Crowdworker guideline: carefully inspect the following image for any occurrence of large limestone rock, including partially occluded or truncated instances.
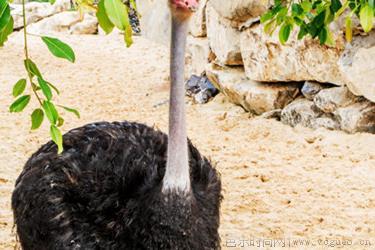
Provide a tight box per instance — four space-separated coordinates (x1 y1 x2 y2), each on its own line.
206 3 243 65
186 36 214 76
70 15 98 35
209 0 271 22
190 0 208 37
240 23 375 103
28 12 98 35
240 24 346 84
11 0 70 29
338 31 375 103
206 63 300 114
137 0 208 44
138 0 171 45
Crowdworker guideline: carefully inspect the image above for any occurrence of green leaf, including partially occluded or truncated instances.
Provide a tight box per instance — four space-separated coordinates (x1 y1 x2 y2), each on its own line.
41 36 76 63
97 0 114 34
301 1 312 12
335 0 349 20
49 0 56 4
318 26 328 45
9 95 30 113
12 78 27 97
124 24 133 47
50 125 63 154
43 100 59 124
330 0 342 13
292 4 304 16
31 108 44 130
264 19 277 35
45 81 60 95
276 7 288 25
360 4 374 32
346 16 353 42
298 26 308 40
279 23 292 45
0 4 10 31
0 15 13 46
57 116 64 127
260 11 275 23
324 8 334 24
313 10 326 28
58 105 80 118
24 59 42 78
0 0 8 17
37 77 53 100
104 0 130 30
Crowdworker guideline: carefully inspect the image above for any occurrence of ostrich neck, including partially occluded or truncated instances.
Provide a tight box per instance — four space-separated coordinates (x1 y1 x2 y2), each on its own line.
162 15 190 194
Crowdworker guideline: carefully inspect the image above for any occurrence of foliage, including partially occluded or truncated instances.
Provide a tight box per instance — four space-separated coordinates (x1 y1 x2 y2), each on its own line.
0 0 135 153
261 0 375 45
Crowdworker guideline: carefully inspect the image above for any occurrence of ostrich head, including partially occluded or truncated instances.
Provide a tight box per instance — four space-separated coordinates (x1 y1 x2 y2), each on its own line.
169 0 199 20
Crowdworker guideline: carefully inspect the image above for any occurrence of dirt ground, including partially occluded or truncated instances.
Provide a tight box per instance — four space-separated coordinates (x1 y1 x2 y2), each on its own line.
0 32 374 249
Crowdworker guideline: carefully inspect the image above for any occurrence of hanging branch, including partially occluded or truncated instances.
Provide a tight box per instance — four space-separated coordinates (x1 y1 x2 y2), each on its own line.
261 0 374 45
0 0 136 153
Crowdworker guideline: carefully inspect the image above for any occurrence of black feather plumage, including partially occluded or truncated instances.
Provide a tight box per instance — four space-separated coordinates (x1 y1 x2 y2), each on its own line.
12 121 222 250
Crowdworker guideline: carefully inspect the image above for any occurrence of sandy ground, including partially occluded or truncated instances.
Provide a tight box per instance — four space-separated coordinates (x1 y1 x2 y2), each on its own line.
0 31 374 250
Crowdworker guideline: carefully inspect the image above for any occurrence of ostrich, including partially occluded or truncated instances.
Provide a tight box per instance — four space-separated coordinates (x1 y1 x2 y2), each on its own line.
12 0 222 249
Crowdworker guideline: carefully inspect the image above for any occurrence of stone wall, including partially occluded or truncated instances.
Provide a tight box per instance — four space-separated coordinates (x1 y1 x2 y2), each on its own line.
140 0 375 133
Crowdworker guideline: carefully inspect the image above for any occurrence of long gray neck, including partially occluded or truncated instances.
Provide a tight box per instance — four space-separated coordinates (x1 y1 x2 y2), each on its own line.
162 15 191 194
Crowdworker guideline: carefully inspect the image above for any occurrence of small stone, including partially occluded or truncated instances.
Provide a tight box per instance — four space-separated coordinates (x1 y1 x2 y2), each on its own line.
304 135 318 144
281 99 322 128
312 116 340 130
301 81 329 100
314 86 361 113
185 75 219 104
261 109 282 120
185 75 202 96
334 101 375 133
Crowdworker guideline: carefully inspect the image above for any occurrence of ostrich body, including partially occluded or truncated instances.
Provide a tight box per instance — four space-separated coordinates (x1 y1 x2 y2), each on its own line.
12 1 222 249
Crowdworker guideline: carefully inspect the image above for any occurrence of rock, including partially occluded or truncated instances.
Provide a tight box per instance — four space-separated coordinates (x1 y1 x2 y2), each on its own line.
28 12 98 35
206 63 300 114
11 0 70 29
186 36 213 76
281 99 323 128
312 117 340 130
314 86 361 114
206 3 243 66
209 0 271 22
301 81 329 101
282 87 373 133
70 15 98 35
338 31 375 103
334 101 375 133
240 24 346 84
190 0 208 37
185 75 219 104
138 0 171 45
261 109 282 120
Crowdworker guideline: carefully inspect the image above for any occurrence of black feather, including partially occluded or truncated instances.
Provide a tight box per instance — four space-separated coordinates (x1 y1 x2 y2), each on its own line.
12 121 222 250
